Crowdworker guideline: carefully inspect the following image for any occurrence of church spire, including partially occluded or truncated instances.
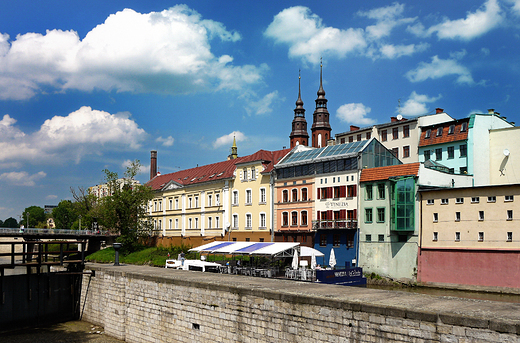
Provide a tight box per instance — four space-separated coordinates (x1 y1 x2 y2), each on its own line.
290 70 309 148
311 58 332 148
229 135 238 160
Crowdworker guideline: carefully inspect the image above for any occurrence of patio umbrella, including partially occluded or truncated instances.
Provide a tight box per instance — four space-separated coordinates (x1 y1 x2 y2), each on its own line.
329 248 336 269
291 249 299 270
311 251 317 270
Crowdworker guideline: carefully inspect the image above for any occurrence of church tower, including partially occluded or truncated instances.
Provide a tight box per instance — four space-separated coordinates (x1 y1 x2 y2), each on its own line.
289 72 309 148
311 60 332 148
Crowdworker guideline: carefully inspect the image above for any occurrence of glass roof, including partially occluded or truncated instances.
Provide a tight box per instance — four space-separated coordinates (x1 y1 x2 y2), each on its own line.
279 140 368 166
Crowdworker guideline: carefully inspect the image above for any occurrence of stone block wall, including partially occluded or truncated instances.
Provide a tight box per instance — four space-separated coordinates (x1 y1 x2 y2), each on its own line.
80 264 520 343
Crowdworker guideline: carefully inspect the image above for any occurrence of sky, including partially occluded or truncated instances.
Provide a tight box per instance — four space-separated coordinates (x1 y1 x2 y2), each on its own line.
0 0 520 221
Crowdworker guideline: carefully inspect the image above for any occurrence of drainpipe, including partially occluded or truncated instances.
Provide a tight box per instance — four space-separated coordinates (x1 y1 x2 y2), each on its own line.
270 171 275 242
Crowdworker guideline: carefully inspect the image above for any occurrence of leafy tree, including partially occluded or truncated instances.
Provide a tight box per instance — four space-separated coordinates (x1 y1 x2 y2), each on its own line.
21 206 46 228
2 217 18 228
97 160 153 252
70 186 97 230
52 200 78 230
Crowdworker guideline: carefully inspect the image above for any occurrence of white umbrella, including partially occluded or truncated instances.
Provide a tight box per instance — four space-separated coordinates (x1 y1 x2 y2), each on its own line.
329 248 336 269
291 249 299 270
311 251 317 270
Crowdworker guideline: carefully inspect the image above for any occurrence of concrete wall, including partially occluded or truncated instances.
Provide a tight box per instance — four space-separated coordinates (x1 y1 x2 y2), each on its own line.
81 264 520 343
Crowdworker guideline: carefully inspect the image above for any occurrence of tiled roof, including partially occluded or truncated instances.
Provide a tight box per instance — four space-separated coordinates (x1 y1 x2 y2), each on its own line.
360 163 420 182
146 148 290 191
419 118 469 147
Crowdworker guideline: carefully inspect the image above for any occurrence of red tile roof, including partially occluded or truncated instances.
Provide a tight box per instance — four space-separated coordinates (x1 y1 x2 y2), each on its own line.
360 163 420 182
146 148 291 191
419 119 469 147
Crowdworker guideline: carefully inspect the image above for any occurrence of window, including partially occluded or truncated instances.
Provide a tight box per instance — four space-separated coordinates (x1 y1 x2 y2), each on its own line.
357 134 362 142
478 232 484 242
216 194 220 206
365 185 373 200
195 218 198 229
392 127 399 140
188 197 192 208
169 198 173 210
488 196 496 203
301 211 308 226
320 234 327 246
292 189 298 202
433 213 438 222
169 219 172 229
425 129 431 139
455 212 460 222
505 195 514 202
291 211 298 226
392 148 399 159
424 150 431 161
158 219 162 230
333 186 340 198
471 197 479 203
246 189 252 205
175 198 179 209
427 199 434 205
435 148 442 161
433 232 438 241
251 167 256 180
333 234 340 247
259 213 266 228
403 146 410 158
195 196 199 208
436 127 443 136
233 191 239 205
365 208 373 223
507 232 513 242
215 216 220 229
507 210 513 221
365 234 372 242
188 218 192 229
282 212 288 226
159 201 162 211
208 217 212 229
455 232 460 242
366 132 371 139
456 198 463 204
301 188 308 201
449 168 454 174
208 194 212 207
448 124 455 134
381 130 387 141
347 185 357 197
175 218 179 229
242 168 247 181
461 122 467 132
377 208 385 223
260 188 266 203
282 190 289 202
460 144 467 157
377 184 385 199
479 211 485 221
460 167 467 174
441 198 448 205
246 214 252 229
378 234 384 242
349 136 353 143
403 125 410 138
233 214 239 229
447 146 454 159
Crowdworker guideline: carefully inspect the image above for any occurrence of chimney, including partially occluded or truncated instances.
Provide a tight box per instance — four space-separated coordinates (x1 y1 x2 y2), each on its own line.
391 117 398 122
488 109 495 115
150 150 157 180
350 125 360 131
436 108 444 114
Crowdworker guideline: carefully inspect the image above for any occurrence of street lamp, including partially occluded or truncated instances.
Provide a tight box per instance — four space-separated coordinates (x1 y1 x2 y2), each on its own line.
79 215 82 231
26 212 30 228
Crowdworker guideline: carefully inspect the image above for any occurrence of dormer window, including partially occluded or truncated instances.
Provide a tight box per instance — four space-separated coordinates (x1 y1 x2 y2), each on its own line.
436 127 443 136
448 125 455 134
425 129 431 139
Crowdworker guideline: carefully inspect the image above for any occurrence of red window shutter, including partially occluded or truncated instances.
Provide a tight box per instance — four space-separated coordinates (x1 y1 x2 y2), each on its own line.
353 209 357 219
317 211 321 220
327 187 333 199
340 185 346 197
317 188 321 199
327 210 333 219
353 185 357 197
340 209 346 219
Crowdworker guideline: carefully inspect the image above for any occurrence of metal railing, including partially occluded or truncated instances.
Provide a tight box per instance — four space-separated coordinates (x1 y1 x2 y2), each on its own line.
0 228 112 236
312 219 358 230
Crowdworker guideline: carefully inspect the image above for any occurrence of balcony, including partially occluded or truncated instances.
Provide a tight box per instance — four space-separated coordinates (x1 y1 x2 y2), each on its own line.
312 219 358 230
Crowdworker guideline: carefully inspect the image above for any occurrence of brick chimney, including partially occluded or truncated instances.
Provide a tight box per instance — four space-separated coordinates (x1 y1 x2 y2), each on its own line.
350 125 360 131
391 117 398 122
488 109 495 115
436 108 444 114
150 150 157 180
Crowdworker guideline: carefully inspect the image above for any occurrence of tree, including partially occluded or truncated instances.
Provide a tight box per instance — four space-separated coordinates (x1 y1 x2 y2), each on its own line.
21 206 46 228
52 200 78 230
97 160 153 252
2 217 18 228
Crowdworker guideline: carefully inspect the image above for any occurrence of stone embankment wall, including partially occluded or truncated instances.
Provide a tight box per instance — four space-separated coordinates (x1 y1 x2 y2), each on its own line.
80 264 520 343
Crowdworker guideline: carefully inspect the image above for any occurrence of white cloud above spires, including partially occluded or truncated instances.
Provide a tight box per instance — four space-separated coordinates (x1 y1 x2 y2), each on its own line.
0 5 265 100
336 103 376 125
407 0 503 40
213 131 246 149
405 52 479 85
0 106 147 165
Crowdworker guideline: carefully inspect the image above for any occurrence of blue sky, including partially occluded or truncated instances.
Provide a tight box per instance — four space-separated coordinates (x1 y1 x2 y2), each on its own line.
0 0 519 221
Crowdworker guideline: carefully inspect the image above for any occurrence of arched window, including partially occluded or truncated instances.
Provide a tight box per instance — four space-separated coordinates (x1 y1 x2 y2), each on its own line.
291 211 298 226
301 211 308 226
282 212 289 226
283 190 289 202
292 189 298 202
301 188 308 201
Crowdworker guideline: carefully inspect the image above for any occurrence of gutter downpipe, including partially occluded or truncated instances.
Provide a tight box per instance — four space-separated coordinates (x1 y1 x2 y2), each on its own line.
270 171 275 242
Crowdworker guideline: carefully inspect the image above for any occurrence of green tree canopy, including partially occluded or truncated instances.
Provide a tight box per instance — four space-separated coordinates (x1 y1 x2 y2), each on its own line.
52 200 78 230
21 206 46 228
2 217 18 228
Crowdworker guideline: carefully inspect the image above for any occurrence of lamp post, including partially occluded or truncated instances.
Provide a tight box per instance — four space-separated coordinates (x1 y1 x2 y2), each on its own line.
113 243 122 266
26 212 30 228
79 215 82 231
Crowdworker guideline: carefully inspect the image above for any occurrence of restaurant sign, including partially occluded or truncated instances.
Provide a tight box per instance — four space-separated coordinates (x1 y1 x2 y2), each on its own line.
316 267 366 287
324 201 348 209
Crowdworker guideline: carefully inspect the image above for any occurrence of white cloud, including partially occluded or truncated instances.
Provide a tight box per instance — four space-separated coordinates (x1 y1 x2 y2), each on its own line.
510 0 520 15
409 0 503 40
46 194 58 200
0 106 147 164
380 43 429 59
336 103 376 125
399 91 442 116
122 160 148 175
358 3 416 40
264 6 366 65
156 136 174 147
213 131 246 149
244 91 281 116
0 5 265 100
405 54 476 85
0 171 46 186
